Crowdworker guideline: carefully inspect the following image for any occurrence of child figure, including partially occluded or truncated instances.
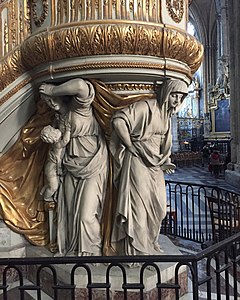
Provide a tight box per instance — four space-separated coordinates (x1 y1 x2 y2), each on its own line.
40 124 71 201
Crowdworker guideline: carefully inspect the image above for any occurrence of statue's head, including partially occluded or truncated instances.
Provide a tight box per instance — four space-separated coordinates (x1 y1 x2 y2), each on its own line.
159 79 188 114
41 94 65 112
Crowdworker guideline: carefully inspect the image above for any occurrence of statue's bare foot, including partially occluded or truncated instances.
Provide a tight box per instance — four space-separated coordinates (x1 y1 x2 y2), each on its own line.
79 251 92 256
154 243 164 254
127 262 141 268
146 264 157 271
78 252 100 266
54 252 65 257
66 252 75 257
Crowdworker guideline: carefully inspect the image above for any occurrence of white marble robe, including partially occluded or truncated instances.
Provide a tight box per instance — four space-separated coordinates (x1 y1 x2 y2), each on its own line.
110 99 172 255
57 82 108 256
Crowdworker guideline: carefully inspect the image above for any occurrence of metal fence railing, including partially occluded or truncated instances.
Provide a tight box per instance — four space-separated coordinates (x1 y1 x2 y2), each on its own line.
0 181 239 300
162 180 240 245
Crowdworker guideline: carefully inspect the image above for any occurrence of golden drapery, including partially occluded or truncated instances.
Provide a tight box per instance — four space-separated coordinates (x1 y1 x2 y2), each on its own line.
0 80 155 251
0 100 54 246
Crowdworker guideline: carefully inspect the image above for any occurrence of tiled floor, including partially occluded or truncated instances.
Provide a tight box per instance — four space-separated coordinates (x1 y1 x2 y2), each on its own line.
165 164 240 193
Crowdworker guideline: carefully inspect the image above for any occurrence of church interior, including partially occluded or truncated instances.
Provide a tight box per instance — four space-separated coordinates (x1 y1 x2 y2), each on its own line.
0 0 239 299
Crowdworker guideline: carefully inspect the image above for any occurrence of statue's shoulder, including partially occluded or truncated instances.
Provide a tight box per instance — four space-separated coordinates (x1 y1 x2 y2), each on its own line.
130 99 152 110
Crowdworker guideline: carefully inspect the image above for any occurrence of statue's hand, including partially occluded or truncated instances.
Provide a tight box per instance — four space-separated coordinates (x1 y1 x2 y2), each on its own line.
39 83 55 96
164 168 175 175
161 163 176 174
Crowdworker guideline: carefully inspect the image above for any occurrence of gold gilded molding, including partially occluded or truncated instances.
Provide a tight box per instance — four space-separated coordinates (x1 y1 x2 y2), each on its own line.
0 79 30 106
106 83 155 92
20 23 202 71
166 0 184 23
21 31 51 67
0 48 24 91
0 22 203 97
163 27 204 74
52 61 166 72
32 0 49 27
19 24 164 67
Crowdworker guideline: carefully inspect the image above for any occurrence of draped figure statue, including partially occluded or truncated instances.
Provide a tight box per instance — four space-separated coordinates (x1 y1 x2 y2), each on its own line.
110 79 188 256
0 78 188 257
39 79 109 256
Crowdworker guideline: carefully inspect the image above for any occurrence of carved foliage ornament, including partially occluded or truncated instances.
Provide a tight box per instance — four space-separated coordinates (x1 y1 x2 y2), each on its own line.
20 24 202 72
31 0 49 27
0 24 203 94
166 0 184 23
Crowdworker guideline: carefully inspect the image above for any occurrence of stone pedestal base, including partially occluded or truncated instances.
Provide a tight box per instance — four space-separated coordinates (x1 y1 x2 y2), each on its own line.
0 220 26 258
26 235 188 299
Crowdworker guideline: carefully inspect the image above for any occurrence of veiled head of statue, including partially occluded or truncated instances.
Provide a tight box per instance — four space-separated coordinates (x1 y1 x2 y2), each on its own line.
159 79 188 114
41 94 69 112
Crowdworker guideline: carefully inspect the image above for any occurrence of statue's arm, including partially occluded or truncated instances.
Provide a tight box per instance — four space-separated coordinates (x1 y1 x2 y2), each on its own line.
55 130 71 149
160 123 176 173
39 78 89 99
112 118 138 156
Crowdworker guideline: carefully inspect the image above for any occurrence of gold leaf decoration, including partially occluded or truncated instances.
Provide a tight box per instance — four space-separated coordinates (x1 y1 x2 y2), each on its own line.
163 27 204 74
149 28 163 56
106 25 122 54
8 49 23 78
136 26 151 54
122 25 136 53
1 23 203 96
92 25 106 54
166 0 184 23
31 0 49 27
21 32 50 69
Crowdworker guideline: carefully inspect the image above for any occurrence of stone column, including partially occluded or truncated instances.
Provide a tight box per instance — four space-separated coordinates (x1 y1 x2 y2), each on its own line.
225 0 240 188
219 0 229 58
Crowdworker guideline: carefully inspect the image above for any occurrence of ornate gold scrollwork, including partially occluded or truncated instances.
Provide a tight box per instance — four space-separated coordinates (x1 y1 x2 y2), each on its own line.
0 48 23 92
31 0 49 27
0 22 203 98
163 27 203 74
166 0 184 23
107 83 155 92
20 23 202 71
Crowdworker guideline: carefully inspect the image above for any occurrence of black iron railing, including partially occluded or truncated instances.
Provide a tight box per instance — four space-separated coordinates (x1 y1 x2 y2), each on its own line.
0 181 239 300
162 180 240 244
